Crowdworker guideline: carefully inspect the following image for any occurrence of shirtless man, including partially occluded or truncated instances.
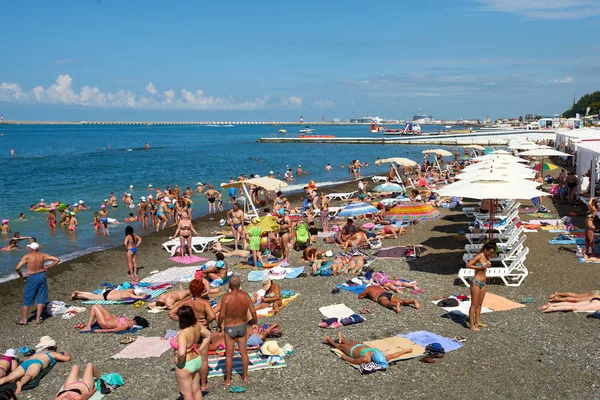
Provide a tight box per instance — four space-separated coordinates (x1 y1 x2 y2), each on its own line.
227 203 246 251
217 276 257 386
70 288 148 302
147 287 191 310
358 285 420 314
109 192 118 208
15 243 60 325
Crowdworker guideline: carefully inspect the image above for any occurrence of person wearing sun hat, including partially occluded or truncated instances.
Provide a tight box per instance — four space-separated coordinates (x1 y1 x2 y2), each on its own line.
78 200 88 211
0 349 18 378
15 242 60 325
195 182 205 194
67 212 78 233
0 219 10 234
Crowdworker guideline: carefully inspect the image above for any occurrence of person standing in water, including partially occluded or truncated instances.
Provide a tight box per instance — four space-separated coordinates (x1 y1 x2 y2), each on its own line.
99 205 110 236
10 149 14 159
466 243 495 331
124 226 142 280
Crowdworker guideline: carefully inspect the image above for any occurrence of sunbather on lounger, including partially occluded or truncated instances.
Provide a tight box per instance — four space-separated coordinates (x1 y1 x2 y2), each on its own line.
547 290 600 303
370 271 424 294
54 362 101 400
0 338 71 394
358 286 420 314
77 305 135 333
70 288 147 301
323 332 412 369
539 298 600 313
209 323 280 352
147 286 191 310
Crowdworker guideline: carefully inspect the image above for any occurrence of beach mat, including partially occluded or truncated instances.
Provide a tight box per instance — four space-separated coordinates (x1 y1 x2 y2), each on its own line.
528 219 561 225
548 238 584 245
141 266 199 284
397 331 463 353
319 303 356 319
433 298 493 316
82 289 166 305
337 283 367 295
111 336 171 359
526 213 556 218
518 207 538 214
579 257 600 263
207 352 286 378
375 246 424 259
256 294 299 318
80 323 144 335
331 336 425 368
169 255 209 264
482 293 526 312
247 267 305 282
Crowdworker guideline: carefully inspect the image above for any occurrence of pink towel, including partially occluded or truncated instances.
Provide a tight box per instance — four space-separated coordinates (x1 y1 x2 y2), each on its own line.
170 256 209 264
111 337 172 359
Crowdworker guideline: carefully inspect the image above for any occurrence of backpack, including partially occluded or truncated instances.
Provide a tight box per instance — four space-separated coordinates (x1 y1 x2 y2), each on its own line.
296 223 310 244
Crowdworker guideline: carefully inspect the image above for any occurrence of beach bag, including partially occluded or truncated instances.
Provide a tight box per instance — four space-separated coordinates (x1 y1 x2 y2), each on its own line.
360 362 385 374
295 223 310 244
437 298 459 307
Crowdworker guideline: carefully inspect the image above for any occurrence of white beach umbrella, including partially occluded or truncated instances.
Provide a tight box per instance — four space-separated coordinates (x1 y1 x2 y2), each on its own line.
472 154 528 163
375 157 417 167
454 169 536 182
517 149 572 157
437 178 548 200
462 160 532 172
463 145 486 150
422 149 452 157
489 149 511 154
509 143 551 150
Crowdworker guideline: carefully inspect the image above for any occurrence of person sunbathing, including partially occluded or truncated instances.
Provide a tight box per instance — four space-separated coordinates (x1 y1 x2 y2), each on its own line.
341 231 369 250
70 287 147 301
254 279 283 314
209 323 280 352
147 286 191 310
301 247 327 262
54 362 101 399
0 349 18 379
370 271 424 294
211 242 250 258
168 279 216 325
323 332 412 369
77 305 135 333
200 253 228 286
547 290 600 303
358 285 420 314
539 298 600 313
331 254 366 275
376 225 405 239
0 337 71 394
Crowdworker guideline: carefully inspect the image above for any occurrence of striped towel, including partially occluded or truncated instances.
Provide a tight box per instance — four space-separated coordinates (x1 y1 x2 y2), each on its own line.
257 294 299 318
207 352 286 378
82 289 166 305
141 266 199 284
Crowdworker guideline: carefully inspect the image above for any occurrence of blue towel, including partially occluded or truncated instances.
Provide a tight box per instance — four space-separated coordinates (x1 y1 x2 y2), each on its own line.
284 267 304 279
79 323 144 335
548 238 584 245
397 331 463 353
248 267 304 281
336 283 367 295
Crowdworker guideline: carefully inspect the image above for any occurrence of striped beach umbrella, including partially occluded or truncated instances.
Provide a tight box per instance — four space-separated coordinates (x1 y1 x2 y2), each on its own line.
338 202 379 217
386 203 442 222
534 162 559 172
373 182 404 193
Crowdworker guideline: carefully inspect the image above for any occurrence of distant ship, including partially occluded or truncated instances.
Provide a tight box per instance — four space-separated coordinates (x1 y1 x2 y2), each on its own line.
412 112 433 123
299 125 315 134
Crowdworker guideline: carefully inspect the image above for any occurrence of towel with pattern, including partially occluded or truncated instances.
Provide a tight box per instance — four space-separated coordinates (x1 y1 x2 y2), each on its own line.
82 289 166 305
207 352 286 378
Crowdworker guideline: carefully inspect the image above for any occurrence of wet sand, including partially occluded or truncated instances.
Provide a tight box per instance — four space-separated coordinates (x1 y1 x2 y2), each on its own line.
1 179 598 399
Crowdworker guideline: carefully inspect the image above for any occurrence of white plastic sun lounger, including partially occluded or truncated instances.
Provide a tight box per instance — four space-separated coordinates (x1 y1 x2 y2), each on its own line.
472 202 521 222
465 224 523 245
463 235 526 263
372 176 388 183
459 247 529 287
463 199 517 218
464 228 523 255
326 191 357 201
162 235 223 253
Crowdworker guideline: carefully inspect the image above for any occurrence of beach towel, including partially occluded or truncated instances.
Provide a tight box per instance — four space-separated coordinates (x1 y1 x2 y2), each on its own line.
373 221 409 230
111 336 171 359
526 212 556 218
528 219 561 226
141 266 199 284
331 336 425 368
375 246 425 259
169 255 209 264
319 303 356 319
482 292 526 312
548 238 585 245
207 352 286 378
337 283 368 295
81 289 166 305
432 298 493 316
247 267 305 282
80 323 144 335
397 331 463 353
256 294 299 318
518 207 538 214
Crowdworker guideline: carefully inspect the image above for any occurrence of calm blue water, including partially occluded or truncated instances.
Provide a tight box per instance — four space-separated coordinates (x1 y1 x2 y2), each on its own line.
0 123 469 281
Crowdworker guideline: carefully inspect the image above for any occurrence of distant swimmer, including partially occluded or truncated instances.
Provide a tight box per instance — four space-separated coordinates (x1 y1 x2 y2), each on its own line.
145 143 149 150
325 164 333 171
10 149 14 158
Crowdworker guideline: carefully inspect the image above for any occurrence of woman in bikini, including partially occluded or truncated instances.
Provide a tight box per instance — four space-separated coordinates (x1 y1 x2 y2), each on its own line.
138 198 149 230
585 198 598 258
147 286 191 310
92 211 101 233
0 350 18 379
46 209 56 230
54 363 101 400
323 332 412 369
67 213 78 234
0 342 71 394
124 225 142 279
204 185 217 214
172 306 211 398
276 213 292 262
174 197 188 225
565 171 579 205
171 213 199 258
77 304 135 333
156 197 168 231
466 242 495 331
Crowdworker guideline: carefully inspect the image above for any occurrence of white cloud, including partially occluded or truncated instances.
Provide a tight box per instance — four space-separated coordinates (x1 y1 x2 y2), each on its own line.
474 0 600 19
281 95 303 107
551 76 576 84
0 74 273 111
145 82 157 95
312 99 336 108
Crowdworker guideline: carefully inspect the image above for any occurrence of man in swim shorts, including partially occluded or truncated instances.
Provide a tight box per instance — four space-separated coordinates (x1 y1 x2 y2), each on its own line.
358 285 420 314
217 276 257 386
227 203 246 251
15 243 60 325
70 288 148 302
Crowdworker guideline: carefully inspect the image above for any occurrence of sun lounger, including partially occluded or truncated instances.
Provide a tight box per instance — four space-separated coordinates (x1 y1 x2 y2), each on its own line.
472 202 521 222
463 235 526 262
162 235 223 253
459 247 529 287
326 191 357 201
464 227 523 255
463 199 516 217
466 220 521 244
372 176 388 183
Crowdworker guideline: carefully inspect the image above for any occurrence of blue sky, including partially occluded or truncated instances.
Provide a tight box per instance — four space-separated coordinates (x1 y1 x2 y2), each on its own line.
0 0 598 121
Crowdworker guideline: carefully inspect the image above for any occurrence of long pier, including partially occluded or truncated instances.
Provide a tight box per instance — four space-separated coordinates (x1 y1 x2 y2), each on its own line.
0 120 376 126
257 129 555 146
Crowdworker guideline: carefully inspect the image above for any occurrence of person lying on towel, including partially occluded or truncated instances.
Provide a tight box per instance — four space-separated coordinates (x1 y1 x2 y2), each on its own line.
147 286 191 310
331 254 367 275
358 286 421 314
253 279 283 315
539 297 600 313
209 323 280 352
547 290 600 303
70 287 148 302
323 332 412 369
369 271 424 294
77 305 137 333
200 252 228 286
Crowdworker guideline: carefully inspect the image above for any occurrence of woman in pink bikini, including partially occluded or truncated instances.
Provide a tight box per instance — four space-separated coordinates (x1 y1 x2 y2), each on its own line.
54 362 101 399
77 305 135 333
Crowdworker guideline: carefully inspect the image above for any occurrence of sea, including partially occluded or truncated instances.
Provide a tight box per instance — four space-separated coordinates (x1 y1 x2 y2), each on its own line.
0 123 475 282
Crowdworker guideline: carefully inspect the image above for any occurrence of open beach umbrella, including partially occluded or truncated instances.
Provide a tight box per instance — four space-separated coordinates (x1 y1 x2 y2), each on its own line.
509 142 551 151
375 157 417 167
463 144 485 157
222 177 287 219
373 182 404 193
534 162 559 172
472 154 527 163
462 162 533 175
422 149 452 172
454 168 536 182
386 202 442 256
338 202 379 217
437 178 548 200
518 148 572 175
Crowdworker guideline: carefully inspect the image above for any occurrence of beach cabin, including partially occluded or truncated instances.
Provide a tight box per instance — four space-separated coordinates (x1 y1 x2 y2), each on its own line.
566 118 583 130
538 118 557 130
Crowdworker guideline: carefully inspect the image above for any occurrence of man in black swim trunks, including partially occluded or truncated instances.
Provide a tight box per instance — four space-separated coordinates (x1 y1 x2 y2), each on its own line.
358 285 420 314
70 288 147 301
217 276 257 386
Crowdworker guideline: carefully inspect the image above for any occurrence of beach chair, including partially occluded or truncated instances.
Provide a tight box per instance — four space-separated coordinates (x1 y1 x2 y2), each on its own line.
162 235 223 253
469 209 519 235
459 247 529 287
465 223 522 245
463 199 517 217
372 176 388 183
326 191 357 201
472 202 520 222
463 235 526 262
464 228 523 255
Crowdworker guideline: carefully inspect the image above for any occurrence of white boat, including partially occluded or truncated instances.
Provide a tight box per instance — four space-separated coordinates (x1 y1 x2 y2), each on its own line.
445 125 452 129
299 126 315 134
